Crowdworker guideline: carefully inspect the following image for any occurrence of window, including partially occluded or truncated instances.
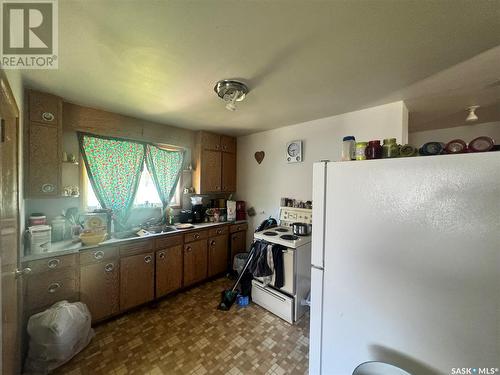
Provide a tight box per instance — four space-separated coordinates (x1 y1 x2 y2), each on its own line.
85 165 181 210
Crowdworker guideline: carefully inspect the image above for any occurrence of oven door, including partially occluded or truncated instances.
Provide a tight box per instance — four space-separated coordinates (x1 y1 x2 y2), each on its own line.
255 248 295 296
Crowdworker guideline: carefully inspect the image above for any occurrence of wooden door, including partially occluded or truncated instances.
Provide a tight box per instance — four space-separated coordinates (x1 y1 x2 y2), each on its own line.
28 122 60 196
201 150 221 192
222 152 236 192
156 246 183 298
0 71 21 375
183 240 207 287
208 235 229 277
120 252 155 311
220 135 236 153
200 131 221 151
230 231 247 265
80 260 120 322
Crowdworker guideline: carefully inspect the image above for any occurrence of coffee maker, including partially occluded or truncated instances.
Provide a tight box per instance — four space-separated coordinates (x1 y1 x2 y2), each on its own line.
191 196 205 223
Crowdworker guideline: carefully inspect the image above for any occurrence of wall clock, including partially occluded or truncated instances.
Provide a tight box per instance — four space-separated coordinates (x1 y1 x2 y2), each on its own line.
286 140 303 163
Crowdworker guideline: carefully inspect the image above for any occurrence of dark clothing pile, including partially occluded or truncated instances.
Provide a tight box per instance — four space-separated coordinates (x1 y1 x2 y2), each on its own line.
248 240 285 288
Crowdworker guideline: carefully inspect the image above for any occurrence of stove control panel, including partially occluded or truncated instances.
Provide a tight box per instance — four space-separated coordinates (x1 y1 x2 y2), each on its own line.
279 207 312 226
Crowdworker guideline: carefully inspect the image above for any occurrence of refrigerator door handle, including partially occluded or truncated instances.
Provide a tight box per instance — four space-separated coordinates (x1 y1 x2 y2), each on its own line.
311 265 324 271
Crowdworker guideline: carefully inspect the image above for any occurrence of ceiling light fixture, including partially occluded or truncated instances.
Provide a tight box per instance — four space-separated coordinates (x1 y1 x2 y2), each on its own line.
214 80 249 111
466 105 479 122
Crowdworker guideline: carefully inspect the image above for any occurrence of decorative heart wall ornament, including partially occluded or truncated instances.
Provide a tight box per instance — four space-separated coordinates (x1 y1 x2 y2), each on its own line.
254 151 265 164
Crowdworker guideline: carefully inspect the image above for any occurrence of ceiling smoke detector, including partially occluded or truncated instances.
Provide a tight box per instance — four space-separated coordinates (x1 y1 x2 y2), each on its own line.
466 105 479 122
214 80 249 111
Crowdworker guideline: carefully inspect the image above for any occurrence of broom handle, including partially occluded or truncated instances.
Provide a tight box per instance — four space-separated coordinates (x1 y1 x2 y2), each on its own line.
230 245 256 293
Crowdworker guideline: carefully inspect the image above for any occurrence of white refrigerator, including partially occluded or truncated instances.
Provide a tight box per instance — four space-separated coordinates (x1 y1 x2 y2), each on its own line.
309 153 500 375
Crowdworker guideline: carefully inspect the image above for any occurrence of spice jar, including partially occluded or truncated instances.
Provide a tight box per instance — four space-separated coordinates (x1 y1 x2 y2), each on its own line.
355 142 368 160
365 140 382 159
341 136 356 161
382 138 399 158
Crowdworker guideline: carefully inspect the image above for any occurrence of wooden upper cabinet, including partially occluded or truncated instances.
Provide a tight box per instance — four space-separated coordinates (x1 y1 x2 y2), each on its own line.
194 131 237 194
183 240 207 287
28 122 61 197
26 90 62 197
201 132 221 151
222 152 236 192
221 136 236 154
29 90 60 124
120 252 155 311
200 150 222 192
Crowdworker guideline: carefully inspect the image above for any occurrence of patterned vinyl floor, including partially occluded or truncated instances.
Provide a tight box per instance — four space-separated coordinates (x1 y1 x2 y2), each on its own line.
53 278 310 375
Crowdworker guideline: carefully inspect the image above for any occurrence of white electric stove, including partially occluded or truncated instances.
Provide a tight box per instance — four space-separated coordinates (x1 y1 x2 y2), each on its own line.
252 207 312 324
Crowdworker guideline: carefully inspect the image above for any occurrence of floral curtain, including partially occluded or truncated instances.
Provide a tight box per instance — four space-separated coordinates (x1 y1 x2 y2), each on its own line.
145 144 185 208
78 133 146 223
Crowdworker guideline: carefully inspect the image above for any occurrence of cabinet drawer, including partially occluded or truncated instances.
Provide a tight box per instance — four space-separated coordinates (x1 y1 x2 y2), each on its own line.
184 230 208 243
119 239 153 257
230 223 248 233
29 90 60 125
155 234 183 249
80 246 118 265
25 268 78 311
24 253 78 274
208 225 228 237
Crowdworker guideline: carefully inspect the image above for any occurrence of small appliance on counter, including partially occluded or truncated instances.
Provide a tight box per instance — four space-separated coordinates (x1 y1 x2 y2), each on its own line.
191 196 205 223
179 210 193 223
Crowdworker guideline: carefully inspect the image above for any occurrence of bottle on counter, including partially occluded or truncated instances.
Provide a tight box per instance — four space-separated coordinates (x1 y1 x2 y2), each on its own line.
365 140 383 159
342 136 356 161
382 138 400 158
355 142 368 160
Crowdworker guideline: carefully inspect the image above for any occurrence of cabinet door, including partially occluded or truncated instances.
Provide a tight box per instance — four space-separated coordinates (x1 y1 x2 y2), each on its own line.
201 150 221 192
28 122 61 196
201 131 221 151
120 252 155 311
230 231 247 265
156 246 183 298
80 260 119 322
183 240 207 287
29 90 60 124
208 235 229 277
222 152 236 192
220 136 236 154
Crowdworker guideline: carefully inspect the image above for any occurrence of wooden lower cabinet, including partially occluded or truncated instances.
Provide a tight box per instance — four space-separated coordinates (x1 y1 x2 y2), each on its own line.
80 260 119 322
230 230 247 267
120 252 155 311
155 246 183 298
208 235 228 277
183 240 208 287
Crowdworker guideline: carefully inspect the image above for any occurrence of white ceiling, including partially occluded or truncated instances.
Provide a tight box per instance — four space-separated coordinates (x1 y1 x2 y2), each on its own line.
19 0 500 136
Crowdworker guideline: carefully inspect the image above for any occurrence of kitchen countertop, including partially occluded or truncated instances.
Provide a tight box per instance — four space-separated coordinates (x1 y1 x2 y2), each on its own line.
22 220 248 262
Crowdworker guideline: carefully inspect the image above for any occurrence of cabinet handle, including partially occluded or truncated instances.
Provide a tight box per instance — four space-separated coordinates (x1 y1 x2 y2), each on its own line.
210 240 216 246
237 226 241 231
185 246 192 253
15 267 32 278
48 282 60 293
159 252 165 259
47 259 60 269
104 263 114 272
215 144 220 150
217 229 222 235
194 233 200 239
41 183 55 193
144 255 152 263
94 250 104 260
42 112 55 122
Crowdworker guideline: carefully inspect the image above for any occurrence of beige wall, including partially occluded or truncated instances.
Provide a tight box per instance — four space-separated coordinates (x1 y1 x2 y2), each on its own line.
236 101 408 243
409 121 500 147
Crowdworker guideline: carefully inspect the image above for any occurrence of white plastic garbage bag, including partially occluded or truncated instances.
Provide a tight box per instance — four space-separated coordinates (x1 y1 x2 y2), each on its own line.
24 300 95 374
